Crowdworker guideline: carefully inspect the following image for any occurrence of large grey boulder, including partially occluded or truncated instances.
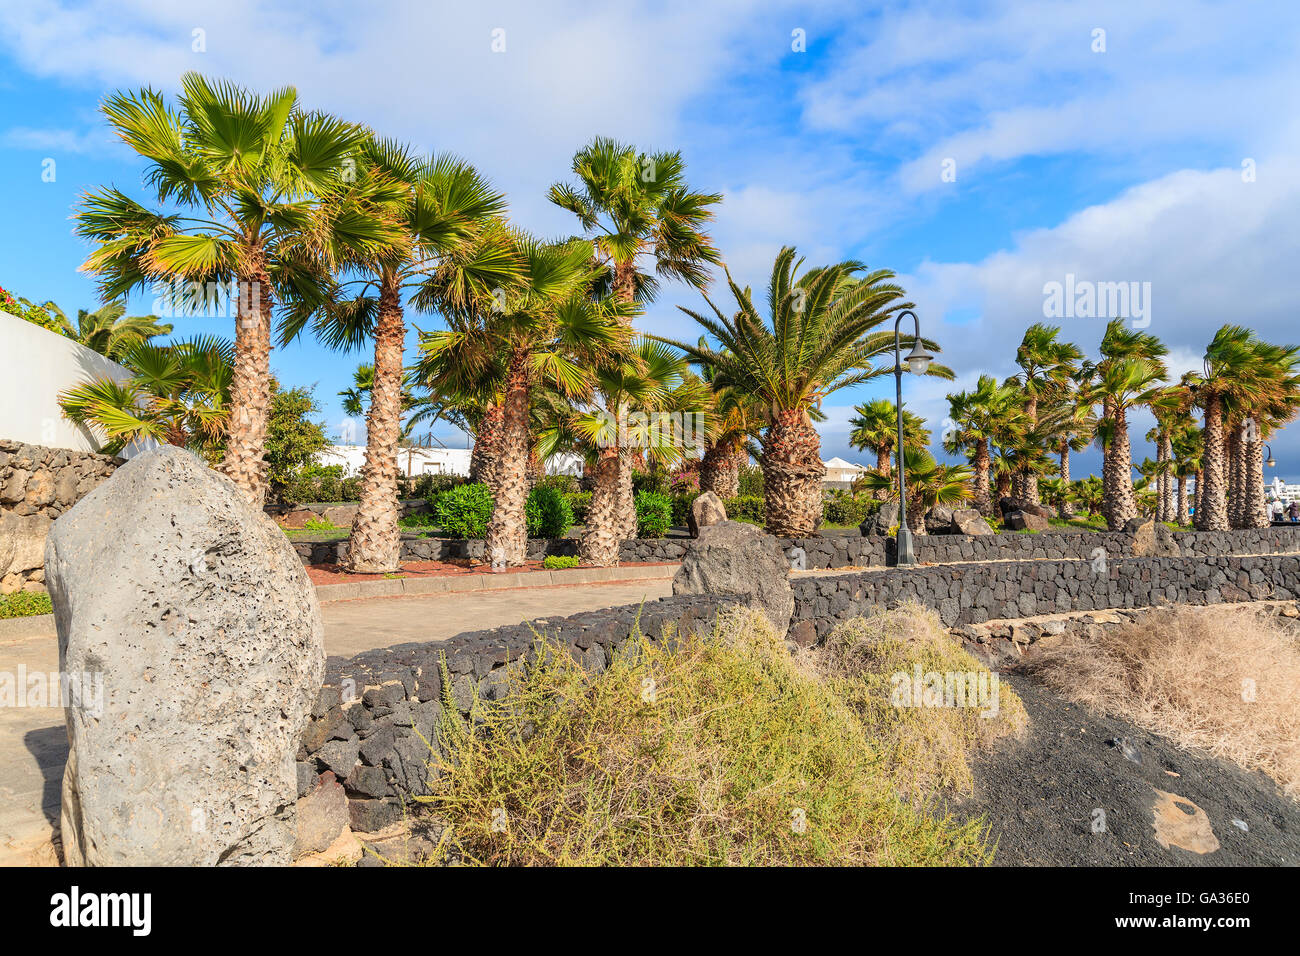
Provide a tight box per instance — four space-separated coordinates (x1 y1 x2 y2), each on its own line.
924 505 954 534
950 508 993 536
1128 517 1181 557
46 446 325 866
1004 509 1050 532
998 496 1053 520
687 491 728 538
672 520 795 634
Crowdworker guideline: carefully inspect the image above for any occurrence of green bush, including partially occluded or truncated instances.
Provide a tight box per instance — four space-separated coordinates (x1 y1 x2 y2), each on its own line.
404 473 466 500
635 490 673 538
302 516 337 532
398 510 439 529
823 493 878 527
435 482 495 538
722 495 765 524
737 464 764 498
672 490 701 525
535 474 579 495
0 591 53 619
566 491 592 524
542 555 580 570
526 485 575 539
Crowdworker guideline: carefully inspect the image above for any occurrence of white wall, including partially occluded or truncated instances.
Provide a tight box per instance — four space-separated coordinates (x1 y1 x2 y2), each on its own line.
0 313 138 454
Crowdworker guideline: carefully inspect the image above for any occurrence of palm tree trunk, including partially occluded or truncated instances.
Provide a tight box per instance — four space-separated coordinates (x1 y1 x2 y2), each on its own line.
1024 396 1040 504
1102 404 1137 531
761 409 825 536
701 441 740 499
580 448 622 567
1193 468 1203 520
221 261 274 504
471 402 505 493
1196 394 1229 530
1245 428 1269 528
612 259 640 538
344 272 405 573
972 440 992 515
1176 474 1189 525
1161 433 1174 521
485 347 530 569
1227 423 1244 528
1058 442 1075 516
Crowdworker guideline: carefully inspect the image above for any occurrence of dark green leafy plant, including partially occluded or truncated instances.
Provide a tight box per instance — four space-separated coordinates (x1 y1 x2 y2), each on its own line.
635 490 673 538
542 555 580 570
436 482 495 538
526 485 575 539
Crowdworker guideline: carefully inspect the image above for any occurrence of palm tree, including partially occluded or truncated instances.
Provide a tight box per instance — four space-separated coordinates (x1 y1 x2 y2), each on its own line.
848 398 929 499
338 363 450 477
1191 326 1266 531
856 448 972 534
1172 425 1202 525
1006 324 1082 503
420 235 628 568
943 374 1025 515
665 247 952 536
75 73 365 504
1072 475 1104 518
37 301 173 360
1089 321 1168 530
292 141 513 572
59 337 232 454
539 339 708 566
550 138 722 538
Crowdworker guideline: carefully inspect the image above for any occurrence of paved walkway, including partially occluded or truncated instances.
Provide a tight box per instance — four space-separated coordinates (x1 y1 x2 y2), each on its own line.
0 575 673 865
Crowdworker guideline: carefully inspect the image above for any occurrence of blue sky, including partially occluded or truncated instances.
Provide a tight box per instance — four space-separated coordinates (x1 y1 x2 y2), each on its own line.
2 0 1299 478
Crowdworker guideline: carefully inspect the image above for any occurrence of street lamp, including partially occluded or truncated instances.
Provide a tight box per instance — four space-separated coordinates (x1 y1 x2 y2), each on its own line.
1264 444 1277 468
892 309 933 567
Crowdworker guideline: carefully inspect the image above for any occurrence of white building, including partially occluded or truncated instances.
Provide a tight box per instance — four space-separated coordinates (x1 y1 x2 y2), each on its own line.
0 313 153 457
822 456 870 485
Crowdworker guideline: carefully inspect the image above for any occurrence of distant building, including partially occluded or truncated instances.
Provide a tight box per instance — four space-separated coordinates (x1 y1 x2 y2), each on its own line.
822 456 870 489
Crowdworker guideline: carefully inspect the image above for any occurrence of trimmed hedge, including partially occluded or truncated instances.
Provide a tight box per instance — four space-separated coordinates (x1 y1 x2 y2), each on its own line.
435 482 494 538
527 485 575 539
635 490 673 538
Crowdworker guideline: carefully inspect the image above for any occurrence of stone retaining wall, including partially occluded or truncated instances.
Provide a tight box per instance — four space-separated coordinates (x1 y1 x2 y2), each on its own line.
295 593 736 837
294 526 1300 570
789 552 1300 643
294 534 689 566
0 439 122 593
785 526 1300 570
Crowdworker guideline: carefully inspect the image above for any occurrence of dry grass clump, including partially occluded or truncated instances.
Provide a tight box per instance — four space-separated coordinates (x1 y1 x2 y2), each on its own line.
810 600 1028 798
417 606 990 866
1030 605 1300 796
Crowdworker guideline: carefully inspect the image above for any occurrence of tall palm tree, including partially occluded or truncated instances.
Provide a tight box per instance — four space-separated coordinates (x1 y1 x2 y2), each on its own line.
1043 362 1096 516
848 398 929 499
75 73 365 504
539 339 708 566
1006 324 1082 503
1172 425 1202 525
943 374 1025 515
665 247 952 536
59 337 232 454
420 235 628 568
549 138 722 538
1190 325 1267 531
1089 321 1168 530
38 301 173 360
338 363 450 477
291 141 513 572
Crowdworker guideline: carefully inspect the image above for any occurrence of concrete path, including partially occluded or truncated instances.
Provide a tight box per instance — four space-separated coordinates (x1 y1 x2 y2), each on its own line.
0 575 673 865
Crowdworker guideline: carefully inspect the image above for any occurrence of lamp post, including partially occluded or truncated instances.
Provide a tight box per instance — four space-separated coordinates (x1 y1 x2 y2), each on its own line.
1264 444 1277 468
892 310 934 567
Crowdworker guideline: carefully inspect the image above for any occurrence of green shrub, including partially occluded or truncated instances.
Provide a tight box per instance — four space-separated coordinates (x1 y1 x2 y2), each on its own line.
535 474 579 495
435 482 494 538
526 485 574 539
737 464 764 497
542 555 580 570
405 473 466 500
302 516 337 532
722 494 765 523
635 490 673 538
0 591 53 619
398 510 439 529
565 491 592 524
671 490 701 525
823 493 878 527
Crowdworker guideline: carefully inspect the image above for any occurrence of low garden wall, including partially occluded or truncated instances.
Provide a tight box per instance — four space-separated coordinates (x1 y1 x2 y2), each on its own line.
295 593 737 836
788 552 1300 643
0 439 122 593
294 525 1300 570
